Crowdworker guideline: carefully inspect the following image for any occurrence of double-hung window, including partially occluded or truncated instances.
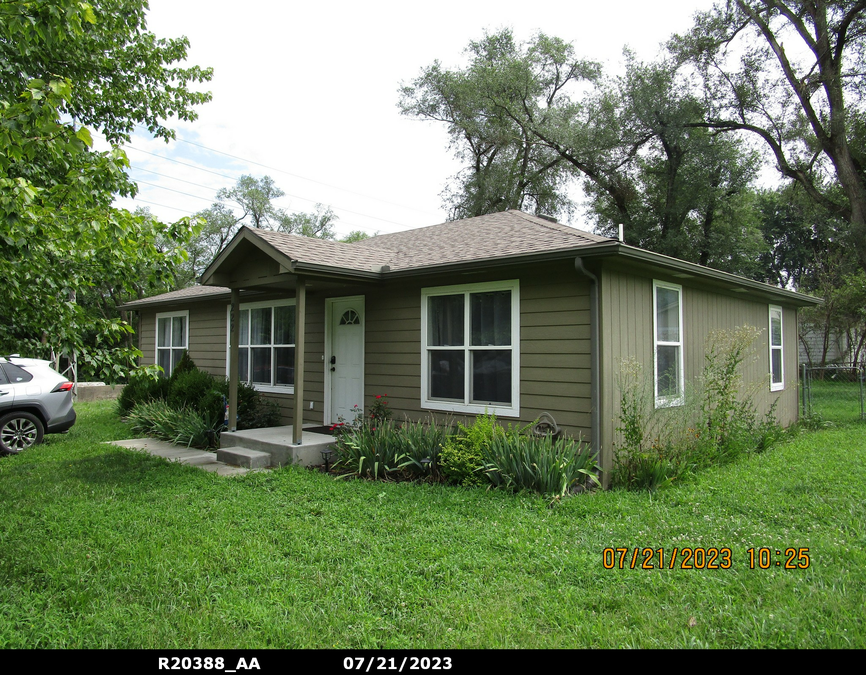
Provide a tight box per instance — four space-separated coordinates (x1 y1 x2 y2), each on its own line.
229 300 296 391
421 280 519 416
156 311 188 377
653 281 684 407
769 305 784 391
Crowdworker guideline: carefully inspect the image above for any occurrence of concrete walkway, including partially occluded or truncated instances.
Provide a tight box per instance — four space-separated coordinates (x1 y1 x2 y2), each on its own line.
109 438 259 477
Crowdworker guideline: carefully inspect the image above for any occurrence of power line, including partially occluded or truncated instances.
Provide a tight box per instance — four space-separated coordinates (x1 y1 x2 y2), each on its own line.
120 197 194 214
174 136 441 218
126 146 238 181
131 166 232 193
135 179 215 203
127 143 422 228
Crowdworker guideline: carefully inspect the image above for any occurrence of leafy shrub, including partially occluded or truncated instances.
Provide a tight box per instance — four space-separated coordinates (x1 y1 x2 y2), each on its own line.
206 379 281 430
167 369 217 414
238 393 281 430
117 371 169 416
483 434 599 497
127 400 220 449
439 413 510 486
168 351 197 383
200 388 228 427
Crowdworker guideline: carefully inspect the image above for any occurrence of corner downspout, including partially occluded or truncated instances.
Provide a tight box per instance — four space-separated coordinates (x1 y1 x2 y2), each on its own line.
574 258 600 474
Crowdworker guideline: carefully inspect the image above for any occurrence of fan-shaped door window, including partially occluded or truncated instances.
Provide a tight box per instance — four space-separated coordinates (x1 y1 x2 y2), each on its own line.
339 309 360 325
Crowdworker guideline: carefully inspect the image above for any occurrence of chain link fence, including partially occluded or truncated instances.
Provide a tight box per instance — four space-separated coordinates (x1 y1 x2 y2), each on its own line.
800 363 866 422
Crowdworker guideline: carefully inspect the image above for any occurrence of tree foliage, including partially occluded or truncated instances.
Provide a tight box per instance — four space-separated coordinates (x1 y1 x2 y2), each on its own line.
399 30 598 220
0 1 212 380
277 204 337 239
669 0 866 272
400 29 767 273
182 176 341 282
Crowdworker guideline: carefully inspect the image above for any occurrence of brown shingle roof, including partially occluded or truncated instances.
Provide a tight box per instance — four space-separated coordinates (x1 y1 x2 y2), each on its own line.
244 210 611 274
353 210 610 270
121 285 231 309
126 211 613 308
252 229 394 272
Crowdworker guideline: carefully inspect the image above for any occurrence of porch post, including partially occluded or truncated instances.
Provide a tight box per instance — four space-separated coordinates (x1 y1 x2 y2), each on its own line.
229 288 240 432
293 277 306 445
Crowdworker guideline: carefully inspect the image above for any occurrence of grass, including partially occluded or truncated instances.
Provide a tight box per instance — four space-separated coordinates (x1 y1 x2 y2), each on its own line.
0 400 864 648
806 379 865 424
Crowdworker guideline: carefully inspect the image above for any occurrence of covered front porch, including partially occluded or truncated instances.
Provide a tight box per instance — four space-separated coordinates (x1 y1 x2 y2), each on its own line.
200 226 385 448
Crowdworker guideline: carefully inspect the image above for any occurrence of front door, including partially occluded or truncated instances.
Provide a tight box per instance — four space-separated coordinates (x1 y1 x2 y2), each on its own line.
327 296 365 424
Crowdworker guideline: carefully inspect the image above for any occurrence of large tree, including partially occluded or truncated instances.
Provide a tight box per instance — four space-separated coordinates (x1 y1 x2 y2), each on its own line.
399 30 598 220
0 1 212 378
183 176 342 283
400 30 767 272
669 0 866 272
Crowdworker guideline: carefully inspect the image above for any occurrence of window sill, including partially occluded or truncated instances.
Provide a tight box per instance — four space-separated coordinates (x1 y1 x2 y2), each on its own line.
654 396 684 409
249 384 295 395
770 383 784 392
422 399 519 417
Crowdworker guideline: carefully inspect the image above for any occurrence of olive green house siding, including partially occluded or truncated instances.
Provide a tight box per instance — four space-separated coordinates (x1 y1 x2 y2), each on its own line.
597 266 802 480
124 210 817 485
135 259 593 440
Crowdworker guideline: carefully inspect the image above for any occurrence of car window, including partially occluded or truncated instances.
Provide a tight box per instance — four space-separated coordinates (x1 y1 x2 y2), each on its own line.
1 363 33 383
0 366 7 385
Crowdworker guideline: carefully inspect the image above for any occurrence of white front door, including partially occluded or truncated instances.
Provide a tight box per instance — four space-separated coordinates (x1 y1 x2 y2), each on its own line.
326 296 365 424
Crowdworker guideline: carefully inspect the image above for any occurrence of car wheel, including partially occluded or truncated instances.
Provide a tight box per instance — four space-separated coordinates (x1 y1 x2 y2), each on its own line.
0 412 45 454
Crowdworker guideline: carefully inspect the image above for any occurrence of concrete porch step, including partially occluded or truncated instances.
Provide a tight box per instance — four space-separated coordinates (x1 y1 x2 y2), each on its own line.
219 425 335 468
216 446 272 469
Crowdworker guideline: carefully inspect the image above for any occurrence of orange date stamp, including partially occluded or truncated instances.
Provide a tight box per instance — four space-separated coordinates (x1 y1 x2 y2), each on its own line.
602 547 811 569
602 547 732 569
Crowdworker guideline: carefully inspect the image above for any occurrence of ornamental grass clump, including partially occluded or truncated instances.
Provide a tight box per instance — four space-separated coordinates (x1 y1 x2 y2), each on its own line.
332 417 453 481
332 420 410 480
483 434 599 498
127 400 220 449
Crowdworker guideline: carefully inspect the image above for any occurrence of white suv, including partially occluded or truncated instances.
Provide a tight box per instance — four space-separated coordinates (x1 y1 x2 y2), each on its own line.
0 356 76 454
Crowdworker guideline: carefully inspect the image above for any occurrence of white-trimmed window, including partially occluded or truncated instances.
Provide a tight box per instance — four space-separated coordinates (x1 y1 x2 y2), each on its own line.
156 311 188 377
769 305 784 391
653 281 684 407
227 299 296 392
421 280 520 416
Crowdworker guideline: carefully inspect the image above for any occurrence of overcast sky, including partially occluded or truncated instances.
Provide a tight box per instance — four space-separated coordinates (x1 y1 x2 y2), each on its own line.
112 0 717 238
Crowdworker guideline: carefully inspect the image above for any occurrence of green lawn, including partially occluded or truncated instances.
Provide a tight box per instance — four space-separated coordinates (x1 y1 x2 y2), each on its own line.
806 378 865 423
0 401 864 648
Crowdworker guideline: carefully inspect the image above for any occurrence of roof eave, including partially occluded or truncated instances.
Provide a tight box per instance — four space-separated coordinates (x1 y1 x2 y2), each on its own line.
119 290 232 311
576 242 821 306
382 245 604 277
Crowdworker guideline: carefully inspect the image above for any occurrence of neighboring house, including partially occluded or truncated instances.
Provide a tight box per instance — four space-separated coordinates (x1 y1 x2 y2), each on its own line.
798 327 856 365
122 210 819 483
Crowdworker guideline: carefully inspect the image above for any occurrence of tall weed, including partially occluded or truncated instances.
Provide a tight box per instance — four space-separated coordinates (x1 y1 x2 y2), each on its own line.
613 326 782 490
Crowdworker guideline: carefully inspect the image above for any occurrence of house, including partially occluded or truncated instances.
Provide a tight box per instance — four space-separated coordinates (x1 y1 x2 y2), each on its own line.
122 209 819 483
